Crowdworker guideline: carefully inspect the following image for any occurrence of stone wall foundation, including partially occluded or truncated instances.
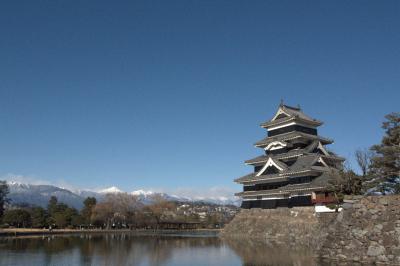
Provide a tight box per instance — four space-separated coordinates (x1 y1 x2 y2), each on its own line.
222 196 400 265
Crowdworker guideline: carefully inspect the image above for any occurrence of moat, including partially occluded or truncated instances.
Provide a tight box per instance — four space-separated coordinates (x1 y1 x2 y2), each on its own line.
0 233 336 266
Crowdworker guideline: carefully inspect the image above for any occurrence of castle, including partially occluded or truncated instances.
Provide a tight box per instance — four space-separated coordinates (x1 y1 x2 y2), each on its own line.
235 103 344 209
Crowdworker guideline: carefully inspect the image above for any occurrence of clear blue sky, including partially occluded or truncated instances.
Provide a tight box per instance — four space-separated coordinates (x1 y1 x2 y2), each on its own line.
0 1 399 194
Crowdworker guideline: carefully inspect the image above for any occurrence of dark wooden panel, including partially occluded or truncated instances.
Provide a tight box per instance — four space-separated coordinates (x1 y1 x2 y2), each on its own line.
268 125 317 137
241 195 313 209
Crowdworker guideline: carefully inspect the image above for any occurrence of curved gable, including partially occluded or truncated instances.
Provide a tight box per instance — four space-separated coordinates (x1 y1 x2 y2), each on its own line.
256 157 286 176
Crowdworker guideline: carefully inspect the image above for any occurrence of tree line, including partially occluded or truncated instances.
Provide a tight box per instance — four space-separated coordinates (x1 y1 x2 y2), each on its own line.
0 188 234 229
0 195 97 229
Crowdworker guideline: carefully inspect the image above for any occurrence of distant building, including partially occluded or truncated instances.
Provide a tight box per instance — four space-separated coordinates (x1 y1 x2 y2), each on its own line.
235 103 344 209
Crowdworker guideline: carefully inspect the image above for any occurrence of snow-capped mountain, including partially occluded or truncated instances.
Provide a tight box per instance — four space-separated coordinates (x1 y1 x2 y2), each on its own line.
191 196 241 206
131 189 154 196
98 186 123 194
7 182 85 209
130 190 189 204
6 181 241 209
129 190 240 205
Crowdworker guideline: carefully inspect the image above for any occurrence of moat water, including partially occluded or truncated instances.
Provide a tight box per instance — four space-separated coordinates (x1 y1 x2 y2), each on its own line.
0 233 335 266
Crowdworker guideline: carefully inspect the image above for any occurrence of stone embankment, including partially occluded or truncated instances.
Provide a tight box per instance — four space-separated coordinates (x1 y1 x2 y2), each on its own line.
320 196 400 265
220 206 336 249
222 196 400 265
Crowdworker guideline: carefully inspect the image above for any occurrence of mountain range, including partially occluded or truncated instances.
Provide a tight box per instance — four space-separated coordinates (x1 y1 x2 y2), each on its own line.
6 182 240 209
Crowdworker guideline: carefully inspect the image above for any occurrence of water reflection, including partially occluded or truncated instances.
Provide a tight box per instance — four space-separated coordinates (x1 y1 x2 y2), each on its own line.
224 238 318 266
0 233 344 266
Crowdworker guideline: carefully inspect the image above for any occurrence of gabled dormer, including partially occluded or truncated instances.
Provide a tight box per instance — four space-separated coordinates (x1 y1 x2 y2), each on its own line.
312 156 329 168
314 142 330 156
256 157 287 176
271 106 291 121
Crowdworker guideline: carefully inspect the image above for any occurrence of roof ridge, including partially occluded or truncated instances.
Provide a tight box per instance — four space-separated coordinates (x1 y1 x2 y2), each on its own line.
282 104 301 111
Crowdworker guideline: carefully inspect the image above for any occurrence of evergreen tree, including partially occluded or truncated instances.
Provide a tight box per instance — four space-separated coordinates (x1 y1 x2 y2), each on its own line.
0 181 9 220
47 196 58 216
53 212 68 228
31 207 48 228
368 112 400 193
81 197 97 224
3 209 32 228
52 202 68 228
45 196 82 228
64 207 79 226
71 213 84 227
55 202 68 213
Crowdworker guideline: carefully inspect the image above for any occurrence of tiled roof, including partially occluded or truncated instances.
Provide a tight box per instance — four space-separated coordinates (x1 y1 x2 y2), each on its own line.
235 154 324 183
281 105 316 121
261 105 323 128
288 154 319 172
254 132 333 147
245 148 307 165
235 171 335 197
234 173 255 183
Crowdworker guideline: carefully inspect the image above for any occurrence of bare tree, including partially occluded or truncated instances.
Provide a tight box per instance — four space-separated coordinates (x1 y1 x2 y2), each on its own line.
355 148 373 177
91 193 143 229
104 193 142 215
146 195 177 228
91 201 114 229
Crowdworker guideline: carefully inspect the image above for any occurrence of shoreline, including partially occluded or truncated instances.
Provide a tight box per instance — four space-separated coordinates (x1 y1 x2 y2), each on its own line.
0 228 221 238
